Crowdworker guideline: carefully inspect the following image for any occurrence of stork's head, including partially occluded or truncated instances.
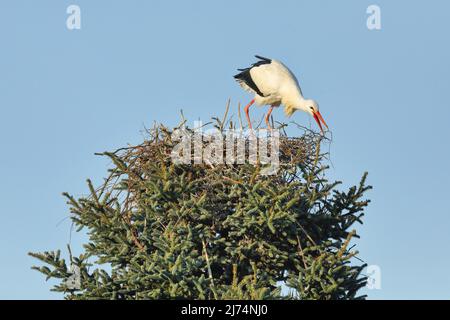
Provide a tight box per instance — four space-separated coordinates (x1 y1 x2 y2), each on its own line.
284 99 329 133
303 99 328 133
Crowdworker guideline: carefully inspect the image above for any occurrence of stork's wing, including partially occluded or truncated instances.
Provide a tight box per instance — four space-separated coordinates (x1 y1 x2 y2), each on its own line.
250 59 303 98
233 55 272 97
234 56 303 99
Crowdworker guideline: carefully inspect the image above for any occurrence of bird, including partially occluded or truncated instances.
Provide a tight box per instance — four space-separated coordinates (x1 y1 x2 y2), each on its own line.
234 55 328 132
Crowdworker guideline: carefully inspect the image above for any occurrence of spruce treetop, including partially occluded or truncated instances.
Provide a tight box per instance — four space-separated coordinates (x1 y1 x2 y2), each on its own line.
30 109 371 300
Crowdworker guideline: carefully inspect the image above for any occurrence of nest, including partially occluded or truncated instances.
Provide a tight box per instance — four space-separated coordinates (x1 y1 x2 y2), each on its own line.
93 108 331 219
101 122 325 180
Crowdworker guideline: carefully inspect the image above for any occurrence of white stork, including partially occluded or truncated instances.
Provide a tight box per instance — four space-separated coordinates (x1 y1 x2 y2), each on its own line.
234 55 328 132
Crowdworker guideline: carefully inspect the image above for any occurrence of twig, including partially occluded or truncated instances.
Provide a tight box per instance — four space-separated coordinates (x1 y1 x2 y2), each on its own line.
202 240 218 300
297 235 308 269
237 102 243 130
219 99 230 132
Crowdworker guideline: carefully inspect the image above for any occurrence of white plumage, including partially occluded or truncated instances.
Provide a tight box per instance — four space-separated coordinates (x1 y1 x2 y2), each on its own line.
234 55 328 132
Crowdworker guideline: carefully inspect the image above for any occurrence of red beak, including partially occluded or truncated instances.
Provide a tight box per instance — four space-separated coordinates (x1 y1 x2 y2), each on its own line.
313 111 329 133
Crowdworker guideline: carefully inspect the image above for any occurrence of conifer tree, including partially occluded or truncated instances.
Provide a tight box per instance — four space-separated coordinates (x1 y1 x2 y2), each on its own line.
30 112 371 300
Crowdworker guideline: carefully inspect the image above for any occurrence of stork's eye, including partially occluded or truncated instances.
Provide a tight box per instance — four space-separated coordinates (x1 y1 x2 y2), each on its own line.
309 106 314 110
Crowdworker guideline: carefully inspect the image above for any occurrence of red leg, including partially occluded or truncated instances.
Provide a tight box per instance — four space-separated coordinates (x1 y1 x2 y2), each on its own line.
265 105 274 130
244 99 255 129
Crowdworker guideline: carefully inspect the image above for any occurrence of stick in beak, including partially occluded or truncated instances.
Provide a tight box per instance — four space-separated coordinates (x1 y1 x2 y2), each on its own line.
313 111 328 133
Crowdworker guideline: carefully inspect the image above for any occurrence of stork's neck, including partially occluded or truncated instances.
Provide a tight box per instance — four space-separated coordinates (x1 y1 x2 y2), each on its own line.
295 98 312 113
283 95 317 117
285 94 307 112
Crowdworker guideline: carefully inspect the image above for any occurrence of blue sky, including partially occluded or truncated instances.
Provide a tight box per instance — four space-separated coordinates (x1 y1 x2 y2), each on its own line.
0 0 449 299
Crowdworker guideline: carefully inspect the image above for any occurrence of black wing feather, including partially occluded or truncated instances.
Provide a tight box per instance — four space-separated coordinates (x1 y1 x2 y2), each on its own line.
253 55 271 65
233 55 272 97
